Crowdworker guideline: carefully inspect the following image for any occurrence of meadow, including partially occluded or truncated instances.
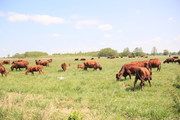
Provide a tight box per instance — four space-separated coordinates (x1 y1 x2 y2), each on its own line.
0 56 179 120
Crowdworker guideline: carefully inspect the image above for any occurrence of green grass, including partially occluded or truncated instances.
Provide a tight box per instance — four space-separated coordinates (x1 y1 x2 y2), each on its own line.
0 56 180 120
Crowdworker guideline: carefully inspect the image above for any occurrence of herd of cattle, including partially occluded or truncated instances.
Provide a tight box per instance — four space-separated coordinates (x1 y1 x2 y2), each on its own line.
0 56 179 90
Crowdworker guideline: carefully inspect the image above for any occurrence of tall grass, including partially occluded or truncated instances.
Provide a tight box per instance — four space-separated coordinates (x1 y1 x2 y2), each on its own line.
0 56 179 119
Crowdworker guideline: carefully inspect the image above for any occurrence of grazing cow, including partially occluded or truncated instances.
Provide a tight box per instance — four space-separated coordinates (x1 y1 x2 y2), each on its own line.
174 59 180 64
12 60 29 66
173 56 179 59
11 61 28 71
74 58 79 61
35 60 49 67
77 64 84 69
80 58 86 61
163 58 175 63
148 58 161 71
0 65 8 76
25 65 43 75
47 59 52 63
116 61 150 80
133 67 152 91
84 60 102 70
61 63 69 71
91 58 94 60
2 60 10 65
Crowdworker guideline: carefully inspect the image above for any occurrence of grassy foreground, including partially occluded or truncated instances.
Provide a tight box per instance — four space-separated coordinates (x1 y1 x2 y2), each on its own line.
0 56 179 120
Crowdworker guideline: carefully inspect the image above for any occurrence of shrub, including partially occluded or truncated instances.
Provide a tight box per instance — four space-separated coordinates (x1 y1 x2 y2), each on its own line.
98 48 118 57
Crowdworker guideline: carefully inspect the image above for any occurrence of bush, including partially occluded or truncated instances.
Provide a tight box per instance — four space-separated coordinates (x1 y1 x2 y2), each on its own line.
12 51 48 58
98 48 118 57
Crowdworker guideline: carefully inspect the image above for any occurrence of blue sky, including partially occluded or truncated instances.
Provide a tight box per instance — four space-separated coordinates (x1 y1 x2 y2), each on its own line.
0 0 180 57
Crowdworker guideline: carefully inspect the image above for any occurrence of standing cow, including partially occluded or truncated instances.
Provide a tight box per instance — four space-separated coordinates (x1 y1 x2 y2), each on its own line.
0 65 8 76
133 67 152 91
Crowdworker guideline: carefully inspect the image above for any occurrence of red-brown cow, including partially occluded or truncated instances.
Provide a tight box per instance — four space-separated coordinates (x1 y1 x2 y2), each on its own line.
116 61 150 80
174 59 180 64
12 60 29 65
25 65 43 75
2 60 10 65
84 60 102 70
133 67 152 91
61 63 68 71
35 60 49 67
163 58 175 63
77 64 84 69
0 65 8 76
148 58 161 71
47 59 52 63
11 61 28 71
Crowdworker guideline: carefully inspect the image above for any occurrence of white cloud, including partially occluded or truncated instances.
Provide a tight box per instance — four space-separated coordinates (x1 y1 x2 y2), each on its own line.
168 17 175 23
6 12 64 25
52 33 62 37
98 24 113 31
117 29 123 33
75 20 99 29
104 34 112 38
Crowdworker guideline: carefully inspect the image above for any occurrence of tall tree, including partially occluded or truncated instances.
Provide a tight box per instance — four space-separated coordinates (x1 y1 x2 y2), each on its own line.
163 49 169 55
133 47 144 56
151 47 157 55
121 47 131 56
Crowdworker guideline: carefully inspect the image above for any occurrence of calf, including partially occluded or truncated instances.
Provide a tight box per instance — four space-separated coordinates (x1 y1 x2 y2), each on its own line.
25 65 43 75
133 67 152 91
0 65 8 76
61 63 70 71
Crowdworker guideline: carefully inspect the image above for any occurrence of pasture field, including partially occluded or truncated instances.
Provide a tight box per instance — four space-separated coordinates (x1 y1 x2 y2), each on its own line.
0 56 179 120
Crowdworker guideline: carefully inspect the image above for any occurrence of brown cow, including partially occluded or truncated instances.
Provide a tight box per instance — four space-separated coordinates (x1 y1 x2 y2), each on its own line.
84 60 102 70
148 58 161 71
116 61 150 80
25 65 43 75
173 56 179 59
61 63 70 71
2 60 10 65
74 58 79 61
133 67 152 91
11 61 28 71
35 60 49 67
12 60 29 65
174 59 180 64
77 64 84 69
80 58 86 61
163 58 175 63
0 65 8 76
47 59 52 63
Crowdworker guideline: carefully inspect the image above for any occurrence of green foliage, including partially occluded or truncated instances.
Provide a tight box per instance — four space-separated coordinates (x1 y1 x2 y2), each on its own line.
121 47 131 57
133 47 145 56
68 111 82 120
98 48 118 57
12 51 48 58
163 49 169 55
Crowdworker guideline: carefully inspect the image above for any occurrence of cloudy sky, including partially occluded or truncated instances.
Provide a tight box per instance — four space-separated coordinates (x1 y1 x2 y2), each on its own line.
0 0 180 57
